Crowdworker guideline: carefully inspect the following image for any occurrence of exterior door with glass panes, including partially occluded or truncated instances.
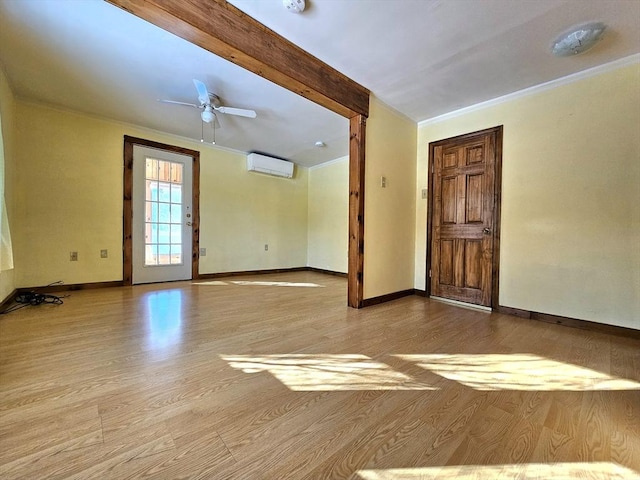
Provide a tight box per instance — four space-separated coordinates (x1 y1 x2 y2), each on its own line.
132 145 193 284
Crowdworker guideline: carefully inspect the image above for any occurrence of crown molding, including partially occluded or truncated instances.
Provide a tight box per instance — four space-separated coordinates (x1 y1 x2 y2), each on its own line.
418 53 640 127
308 155 348 171
15 97 248 156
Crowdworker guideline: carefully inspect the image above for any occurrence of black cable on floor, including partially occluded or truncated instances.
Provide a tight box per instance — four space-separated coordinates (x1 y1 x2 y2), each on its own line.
0 281 68 315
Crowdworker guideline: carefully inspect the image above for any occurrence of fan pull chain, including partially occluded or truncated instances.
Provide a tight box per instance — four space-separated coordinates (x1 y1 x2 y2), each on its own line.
200 119 204 143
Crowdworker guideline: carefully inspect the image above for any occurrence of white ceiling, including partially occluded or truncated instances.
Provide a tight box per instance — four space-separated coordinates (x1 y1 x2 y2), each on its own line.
1 0 638 167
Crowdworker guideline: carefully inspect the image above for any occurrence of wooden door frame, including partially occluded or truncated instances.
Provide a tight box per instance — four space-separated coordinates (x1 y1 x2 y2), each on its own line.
426 126 503 309
123 135 201 286
107 0 369 307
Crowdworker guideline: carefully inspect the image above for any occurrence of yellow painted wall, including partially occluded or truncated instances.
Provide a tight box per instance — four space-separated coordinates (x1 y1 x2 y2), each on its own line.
307 156 348 273
199 150 308 274
14 103 123 286
416 61 640 329
0 66 16 301
12 101 309 287
364 97 417 299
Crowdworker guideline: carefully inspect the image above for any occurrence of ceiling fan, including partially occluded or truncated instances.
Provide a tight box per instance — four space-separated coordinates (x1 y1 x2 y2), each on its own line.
159 79 257 144
160 79 257 121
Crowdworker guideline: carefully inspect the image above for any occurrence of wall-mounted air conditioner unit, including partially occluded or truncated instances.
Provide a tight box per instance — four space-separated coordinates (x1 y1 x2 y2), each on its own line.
247 153 294 178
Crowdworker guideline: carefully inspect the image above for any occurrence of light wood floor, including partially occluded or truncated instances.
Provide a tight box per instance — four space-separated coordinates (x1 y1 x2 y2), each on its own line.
1 272 638 479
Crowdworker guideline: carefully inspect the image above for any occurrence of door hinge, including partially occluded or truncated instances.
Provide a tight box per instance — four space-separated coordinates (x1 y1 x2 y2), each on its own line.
429 269 432 278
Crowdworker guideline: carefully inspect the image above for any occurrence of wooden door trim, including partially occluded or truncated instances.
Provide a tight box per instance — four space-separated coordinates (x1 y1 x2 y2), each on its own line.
426 126 503 309
123 135 201 286
107 0 369 308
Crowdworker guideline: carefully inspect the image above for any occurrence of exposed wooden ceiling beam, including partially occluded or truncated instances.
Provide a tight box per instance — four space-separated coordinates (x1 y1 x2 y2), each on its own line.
106 0 370 118
107 0 369 309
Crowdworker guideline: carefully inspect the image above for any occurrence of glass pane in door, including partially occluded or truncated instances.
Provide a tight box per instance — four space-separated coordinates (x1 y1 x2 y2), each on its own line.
144 158 184 266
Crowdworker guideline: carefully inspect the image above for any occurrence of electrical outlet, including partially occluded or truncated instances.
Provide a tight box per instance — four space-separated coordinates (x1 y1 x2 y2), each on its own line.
264 244 269 251
200 248 207 256
381 176 387 188
70 251 78 261
100 249 108 258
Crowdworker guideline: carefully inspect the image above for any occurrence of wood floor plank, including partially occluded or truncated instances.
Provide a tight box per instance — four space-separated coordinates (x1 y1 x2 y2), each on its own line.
544 394 583 438
299 405 422 479
361 420 435 471
608 391 640 437
0 414 103 466
488 389 552 427
260 390 435 479
489 415 544 464
611 430 640 473
65 435 176 480
1 272 639 478
445 403 513 466
577 390 612 462
531 426 576 463
130 431 236 480
0 427 105 479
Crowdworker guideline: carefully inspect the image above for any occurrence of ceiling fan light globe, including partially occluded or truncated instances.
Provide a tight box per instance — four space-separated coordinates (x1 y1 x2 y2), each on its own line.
201 109 215 123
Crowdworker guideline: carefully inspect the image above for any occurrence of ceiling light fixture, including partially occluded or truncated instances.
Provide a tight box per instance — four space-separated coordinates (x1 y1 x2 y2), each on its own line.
283 0 305 14
201 105 215 123
551 22 606 57
314 141 326 148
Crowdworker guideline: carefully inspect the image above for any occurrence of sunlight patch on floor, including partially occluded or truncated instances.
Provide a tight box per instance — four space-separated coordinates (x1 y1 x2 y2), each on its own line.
195 280 324 287
356 462 639 479
220 354 436 391
396 354 640 391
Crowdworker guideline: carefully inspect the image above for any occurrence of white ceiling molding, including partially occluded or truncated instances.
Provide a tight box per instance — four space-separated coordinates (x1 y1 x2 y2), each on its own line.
308 155 348 171
419 53 640 127
16 97 249 158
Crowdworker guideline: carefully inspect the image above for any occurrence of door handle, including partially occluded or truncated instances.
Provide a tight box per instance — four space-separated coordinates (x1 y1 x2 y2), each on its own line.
483 227 491 234
186 222 192 227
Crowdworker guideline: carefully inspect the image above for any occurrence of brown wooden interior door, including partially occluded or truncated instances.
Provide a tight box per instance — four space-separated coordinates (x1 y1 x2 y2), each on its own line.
430 130 497 306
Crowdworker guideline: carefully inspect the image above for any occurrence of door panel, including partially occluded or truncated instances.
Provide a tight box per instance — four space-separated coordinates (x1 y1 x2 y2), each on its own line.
466 174 484 223
429 128 500 307
464 240 482 289
443 151 458 169
441 177 457 224
439 240 454 285
466 144 485 165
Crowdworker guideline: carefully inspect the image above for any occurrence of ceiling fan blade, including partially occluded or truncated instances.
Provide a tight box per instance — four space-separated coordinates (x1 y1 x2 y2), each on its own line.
215 106 257 118
193 79 210 105
158 99 200 108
